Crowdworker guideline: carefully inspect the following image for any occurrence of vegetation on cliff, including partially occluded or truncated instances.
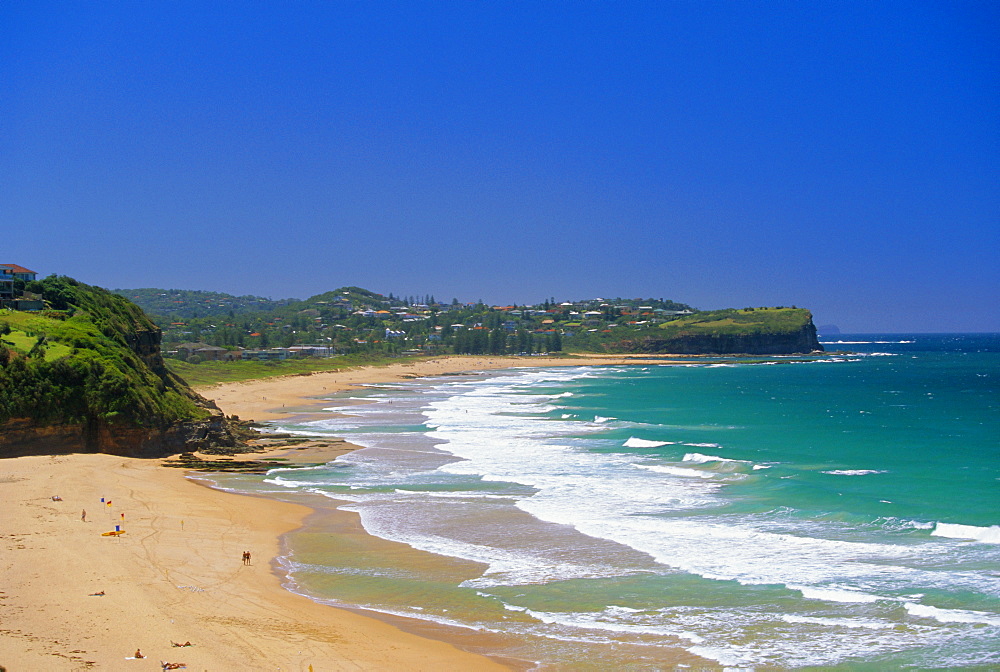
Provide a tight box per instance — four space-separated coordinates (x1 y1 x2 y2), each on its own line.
603 308 822 354
656 308 816 338
115 284 821 365
0 276 212 427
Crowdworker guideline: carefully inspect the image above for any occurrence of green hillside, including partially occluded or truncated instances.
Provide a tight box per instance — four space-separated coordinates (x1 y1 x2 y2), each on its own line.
0 276 212 429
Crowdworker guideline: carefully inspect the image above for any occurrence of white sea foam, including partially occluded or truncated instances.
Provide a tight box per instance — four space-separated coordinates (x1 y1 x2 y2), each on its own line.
931 522 1000 544
637 464 717 479
521 607 698 639
871 517 935 532
905 603 1000 626
682 452 747 463
793 586 880 603
271 429 336 437
623 437 674 448
819 340 915 345
395 489 514 501
416 369 994 601
781 614 891 629
264 477 324 488
821 469 888 476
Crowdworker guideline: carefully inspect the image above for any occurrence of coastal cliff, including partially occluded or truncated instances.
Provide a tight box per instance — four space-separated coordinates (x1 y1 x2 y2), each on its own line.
0 276 246 458
609 308 823 355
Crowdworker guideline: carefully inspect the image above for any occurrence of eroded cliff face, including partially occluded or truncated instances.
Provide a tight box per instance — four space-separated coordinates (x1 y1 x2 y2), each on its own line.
0 277 248 459
124 327 165 370
614 323 823 355
0 414 242 459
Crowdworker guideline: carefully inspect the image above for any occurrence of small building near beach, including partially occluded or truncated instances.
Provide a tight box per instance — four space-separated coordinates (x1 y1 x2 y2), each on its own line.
174 342 234 361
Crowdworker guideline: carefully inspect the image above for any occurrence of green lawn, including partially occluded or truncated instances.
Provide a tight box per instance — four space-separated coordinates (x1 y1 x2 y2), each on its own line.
0 311 78 361
1 330 74 361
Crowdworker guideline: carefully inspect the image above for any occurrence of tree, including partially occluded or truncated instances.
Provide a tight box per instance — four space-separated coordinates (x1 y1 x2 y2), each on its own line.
489 328 506 355
516 329 532 354
546 331 562 352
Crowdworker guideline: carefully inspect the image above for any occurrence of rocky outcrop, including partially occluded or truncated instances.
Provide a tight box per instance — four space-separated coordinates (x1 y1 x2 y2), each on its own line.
0 413 245 459
614 322 823 355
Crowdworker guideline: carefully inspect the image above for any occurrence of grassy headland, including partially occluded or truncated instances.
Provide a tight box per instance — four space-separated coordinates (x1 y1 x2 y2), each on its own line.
0 276 242 457
657 307 815 337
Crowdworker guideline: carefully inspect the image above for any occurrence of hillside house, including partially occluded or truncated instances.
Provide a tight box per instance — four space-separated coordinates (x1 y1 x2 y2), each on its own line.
1 264 38 282
1 264 39 303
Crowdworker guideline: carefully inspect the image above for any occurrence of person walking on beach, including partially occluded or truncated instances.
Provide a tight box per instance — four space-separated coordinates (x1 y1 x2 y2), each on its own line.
81 509 86 522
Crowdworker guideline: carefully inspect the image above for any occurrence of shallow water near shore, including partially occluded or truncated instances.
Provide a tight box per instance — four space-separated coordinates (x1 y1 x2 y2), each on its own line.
217 334 1000 669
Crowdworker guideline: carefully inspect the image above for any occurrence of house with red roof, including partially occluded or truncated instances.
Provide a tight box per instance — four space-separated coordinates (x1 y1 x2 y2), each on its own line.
1 264 38 282
1 264 39 302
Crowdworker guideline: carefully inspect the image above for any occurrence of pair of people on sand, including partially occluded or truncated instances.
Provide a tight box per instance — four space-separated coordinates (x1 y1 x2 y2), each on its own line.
241 550 252 565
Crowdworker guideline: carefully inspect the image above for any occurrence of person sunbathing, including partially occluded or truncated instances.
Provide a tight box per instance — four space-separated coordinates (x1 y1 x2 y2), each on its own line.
170 641 192 647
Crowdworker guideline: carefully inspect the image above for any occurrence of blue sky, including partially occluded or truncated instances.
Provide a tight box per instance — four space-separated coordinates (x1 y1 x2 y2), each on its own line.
3 2 997 332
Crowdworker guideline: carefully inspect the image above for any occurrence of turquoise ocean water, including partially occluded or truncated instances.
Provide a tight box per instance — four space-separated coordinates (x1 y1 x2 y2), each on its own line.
208 334 999 669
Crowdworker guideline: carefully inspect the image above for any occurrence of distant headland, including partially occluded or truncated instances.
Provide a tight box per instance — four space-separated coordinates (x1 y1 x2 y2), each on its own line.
114 285 823 361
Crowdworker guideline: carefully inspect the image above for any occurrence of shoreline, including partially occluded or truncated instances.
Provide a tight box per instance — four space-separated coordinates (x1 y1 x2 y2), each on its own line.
0 443 513 670
190 353 708 668
1 355 695 670
196 353 692 422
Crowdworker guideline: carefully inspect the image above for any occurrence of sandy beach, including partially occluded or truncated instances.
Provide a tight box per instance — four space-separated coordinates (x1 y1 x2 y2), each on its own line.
1 354 686 670
200 354 689 421
0 445 516 670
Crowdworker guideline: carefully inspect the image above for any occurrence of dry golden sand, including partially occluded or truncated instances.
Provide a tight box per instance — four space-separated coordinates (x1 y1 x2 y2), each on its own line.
199 354 688 422
1 355 689 671
0 448 512 671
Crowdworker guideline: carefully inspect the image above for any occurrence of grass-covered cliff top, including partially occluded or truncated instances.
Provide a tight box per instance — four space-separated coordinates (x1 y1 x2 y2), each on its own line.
657 308 815 337
0 277 212 426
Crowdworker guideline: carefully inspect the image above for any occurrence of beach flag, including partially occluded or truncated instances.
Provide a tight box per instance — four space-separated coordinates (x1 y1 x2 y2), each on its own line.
107 500 112 508
115 525 120 532
100 497 105 503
